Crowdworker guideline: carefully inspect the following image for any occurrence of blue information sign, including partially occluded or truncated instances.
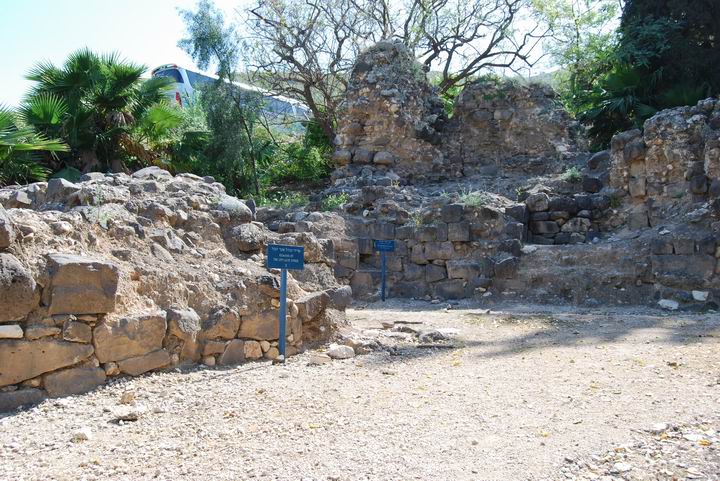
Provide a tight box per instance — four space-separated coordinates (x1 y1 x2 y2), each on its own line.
267 244 305 270
373 240 395 301
266 244 305 362
373 239 395 252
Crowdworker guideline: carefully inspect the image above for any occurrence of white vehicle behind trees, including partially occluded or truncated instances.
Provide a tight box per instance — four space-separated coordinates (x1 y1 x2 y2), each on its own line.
151 64 311 128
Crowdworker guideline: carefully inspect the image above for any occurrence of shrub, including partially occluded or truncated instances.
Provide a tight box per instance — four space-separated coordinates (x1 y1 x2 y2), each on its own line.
459 189 490 207
562 167 582 183
321 193 349 211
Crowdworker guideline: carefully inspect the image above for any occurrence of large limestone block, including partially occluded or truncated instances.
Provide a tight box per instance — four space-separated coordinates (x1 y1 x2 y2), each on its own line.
0 340 94 387
296 291 330 322
218 339 245 365
0 253 37 322
45 253 119 315
43 367 106 397
239 309 290 340
0 388 46 412
93 312 167 363
201 307 240 340
117 349 171 376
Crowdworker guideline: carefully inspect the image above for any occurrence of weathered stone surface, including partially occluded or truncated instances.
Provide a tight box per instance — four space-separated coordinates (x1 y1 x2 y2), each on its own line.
432 279 468 299
424 241 454 260
0 253 37 322
441 204 464 223
531 221 560 234
0 388 46 412
327 343 355 359
328 286 353 310
296 291 330 322
218 339 245 365
425 264 447 283
93 312 167 363
45 253 119 315
0 340 94 387
117 349 171 376
166 307 202 362
231 223 266 252
63 320 92 343
24 324 61 340
0 324 23 339
203 340 227 356
43 367 106 397
526 193 550 212
652 255 716 285
243 340 263 360
446 260 493 280
448 222 470 242
46 178 80 203
238 309 287 340
216 195 253 222
201 307 240 340
0 205 14 249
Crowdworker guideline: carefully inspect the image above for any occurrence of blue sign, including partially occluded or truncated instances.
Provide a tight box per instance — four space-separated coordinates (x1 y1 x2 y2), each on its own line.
374 239 395 252
267 244 305 270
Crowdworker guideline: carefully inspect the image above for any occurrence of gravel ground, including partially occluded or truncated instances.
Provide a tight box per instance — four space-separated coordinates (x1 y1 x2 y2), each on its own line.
1 300 719 481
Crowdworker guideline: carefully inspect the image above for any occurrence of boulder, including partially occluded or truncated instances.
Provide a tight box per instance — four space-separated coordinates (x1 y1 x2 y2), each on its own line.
93 312 167 363
201 307 240 340
218 339 245 365
0 324 23 339
0 205 14 249
525 193 549 212
45 178 81 204
0 340 94 387
45 253 119 315
446 259 493 280
231 223 266 252
238 309 288 341
0 253 37 322
117 349 171 375
62 320 92 343
326 343 355 359
216 195 253 223
328 286 352 310
0 388 46 413
166 307 202 362
131 166 172 179
43 367 106 397
243 340 263 360
296 291 330 322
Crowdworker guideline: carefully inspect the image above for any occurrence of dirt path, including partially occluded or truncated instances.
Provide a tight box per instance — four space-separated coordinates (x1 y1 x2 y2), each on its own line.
1 300 719 480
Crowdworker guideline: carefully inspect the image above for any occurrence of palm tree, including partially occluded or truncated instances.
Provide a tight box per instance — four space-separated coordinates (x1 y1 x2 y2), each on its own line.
22 49 180 173
0 105 68 185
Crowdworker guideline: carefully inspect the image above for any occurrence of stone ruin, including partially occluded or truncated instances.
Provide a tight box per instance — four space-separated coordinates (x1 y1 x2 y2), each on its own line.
2 40 719 413
0 167 349 412
321 40 718 307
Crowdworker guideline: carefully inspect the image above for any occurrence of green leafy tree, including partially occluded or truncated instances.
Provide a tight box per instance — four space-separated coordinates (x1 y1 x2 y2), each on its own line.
22 49 179 173
0 106 68 185
534 0 620 115
179 0 270 195
620 0 720 94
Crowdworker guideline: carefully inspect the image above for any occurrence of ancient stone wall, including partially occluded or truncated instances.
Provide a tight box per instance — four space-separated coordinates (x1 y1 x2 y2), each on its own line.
332 41 447 182
609 98 720 228
332 42 584 183
0 168 348 412
444 79 584 176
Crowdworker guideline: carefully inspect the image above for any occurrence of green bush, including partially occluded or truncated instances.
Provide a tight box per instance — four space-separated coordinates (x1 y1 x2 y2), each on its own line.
459 189 490 207
321 193 349 211
562 166 582 183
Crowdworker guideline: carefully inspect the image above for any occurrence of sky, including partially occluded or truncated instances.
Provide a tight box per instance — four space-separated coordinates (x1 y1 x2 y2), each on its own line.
0 0 245 106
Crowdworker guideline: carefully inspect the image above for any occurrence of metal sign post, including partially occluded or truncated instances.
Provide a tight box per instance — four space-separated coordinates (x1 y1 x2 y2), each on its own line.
266 244 305 362
373 240 395 302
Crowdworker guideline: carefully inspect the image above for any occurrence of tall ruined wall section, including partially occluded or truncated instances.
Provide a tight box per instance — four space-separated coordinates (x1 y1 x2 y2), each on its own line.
0 168 349 412
445 80 584 176
332 41 447 182
609 98 720 228
332 42 583 182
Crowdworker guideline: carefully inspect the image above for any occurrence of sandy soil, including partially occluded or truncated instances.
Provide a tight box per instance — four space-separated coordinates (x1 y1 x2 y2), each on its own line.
1 300 718 481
